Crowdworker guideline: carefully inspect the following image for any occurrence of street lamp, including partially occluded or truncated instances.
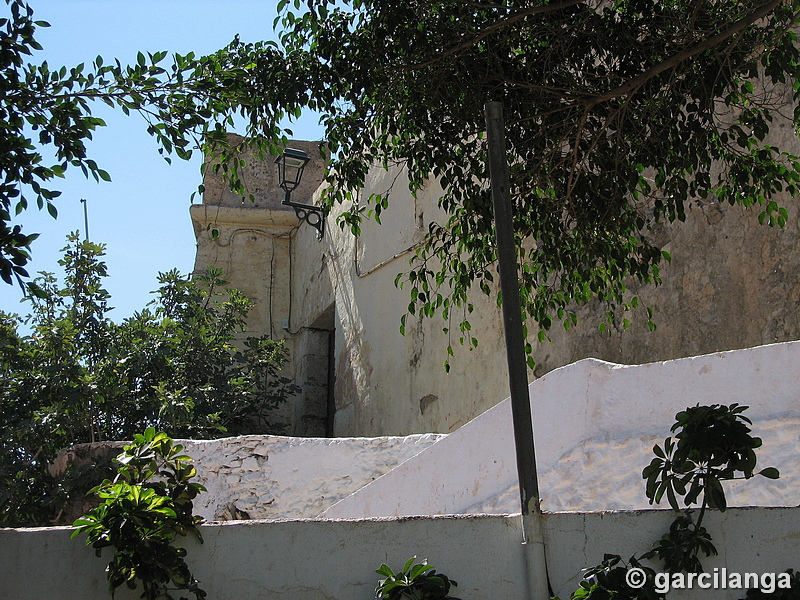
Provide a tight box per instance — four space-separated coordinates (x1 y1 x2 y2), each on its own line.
275 148 325 238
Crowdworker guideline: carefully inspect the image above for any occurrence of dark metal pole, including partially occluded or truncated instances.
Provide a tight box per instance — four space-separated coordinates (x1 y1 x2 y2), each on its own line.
80 198 89 241
485 100 549 600
485 101 540 515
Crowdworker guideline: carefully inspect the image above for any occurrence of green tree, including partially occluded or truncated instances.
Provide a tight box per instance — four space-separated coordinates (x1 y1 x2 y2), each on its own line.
185 0 800 360
110 267 299 439
0 233 298 527
0 0 273 287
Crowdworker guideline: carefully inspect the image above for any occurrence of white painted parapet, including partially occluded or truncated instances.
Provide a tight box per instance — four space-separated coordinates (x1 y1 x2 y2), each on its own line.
56 433 444 522
3 507 800 600
182 433 444 521
8 343 800 599
324 341 800 517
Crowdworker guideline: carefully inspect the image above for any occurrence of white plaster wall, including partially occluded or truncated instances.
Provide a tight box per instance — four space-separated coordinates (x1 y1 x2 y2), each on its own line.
3 508 800 600
180 433 444 521
290 167 513 437
196 131 800 440
546 507 800 600
324 341 800 518
283 158 800 439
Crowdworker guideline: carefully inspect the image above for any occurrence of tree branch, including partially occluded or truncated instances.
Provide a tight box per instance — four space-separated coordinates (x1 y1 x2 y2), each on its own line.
586 0 784 107
409 0 588 69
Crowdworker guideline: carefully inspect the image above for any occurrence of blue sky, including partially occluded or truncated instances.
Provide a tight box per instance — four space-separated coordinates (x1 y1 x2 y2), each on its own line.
0 0 323 320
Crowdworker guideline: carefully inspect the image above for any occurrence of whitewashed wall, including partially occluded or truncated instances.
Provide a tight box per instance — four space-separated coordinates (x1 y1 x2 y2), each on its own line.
181 433 443 520
3 507 799 600
7 344 800 599
324 341 800 518
56 342 799 522
286 161 800 438
53 433 443 523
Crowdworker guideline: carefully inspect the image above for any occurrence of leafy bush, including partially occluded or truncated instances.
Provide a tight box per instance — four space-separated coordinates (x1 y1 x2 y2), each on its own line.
72 428 207 600
641 511 715 574
641 404 779 572
739 570 800 599
643 404 778 512
558 404 782 599
376 557 461 600
567 554 663 600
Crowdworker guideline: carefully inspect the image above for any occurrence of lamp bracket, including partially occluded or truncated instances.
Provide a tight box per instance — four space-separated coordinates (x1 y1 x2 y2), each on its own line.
283 198 326 239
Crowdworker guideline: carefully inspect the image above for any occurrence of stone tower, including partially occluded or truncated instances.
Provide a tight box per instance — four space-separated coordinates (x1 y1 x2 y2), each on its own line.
190 136 331 436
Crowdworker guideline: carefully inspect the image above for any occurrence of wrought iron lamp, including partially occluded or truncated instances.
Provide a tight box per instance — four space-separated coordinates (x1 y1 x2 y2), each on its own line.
275 148 325 238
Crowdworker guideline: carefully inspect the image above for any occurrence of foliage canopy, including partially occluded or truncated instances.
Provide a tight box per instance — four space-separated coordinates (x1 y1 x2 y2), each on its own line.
196 0 800 355
0 0 273 287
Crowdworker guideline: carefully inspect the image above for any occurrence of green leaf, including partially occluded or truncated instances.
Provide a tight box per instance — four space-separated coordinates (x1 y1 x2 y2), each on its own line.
402 556 417 573
759 467 780 479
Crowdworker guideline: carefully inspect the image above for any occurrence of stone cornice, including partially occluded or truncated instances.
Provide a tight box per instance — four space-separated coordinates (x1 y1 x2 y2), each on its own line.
190 204 299 239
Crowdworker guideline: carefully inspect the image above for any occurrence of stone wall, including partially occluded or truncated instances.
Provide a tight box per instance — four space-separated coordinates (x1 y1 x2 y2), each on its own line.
55 341 798 523
180 433 443 521
54 432 444 523
4 508 800 600
195 134 800 437
190 138 330 434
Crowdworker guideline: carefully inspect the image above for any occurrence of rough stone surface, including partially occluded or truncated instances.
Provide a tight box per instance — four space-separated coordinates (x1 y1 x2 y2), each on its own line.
191 137 330 434
180 433 444 521
535 198 800 377
201 135 325 211
53 432 444 523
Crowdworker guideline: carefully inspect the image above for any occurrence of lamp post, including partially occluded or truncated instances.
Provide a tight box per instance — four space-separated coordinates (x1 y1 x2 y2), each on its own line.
275 148 326 238
485 101 549 600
